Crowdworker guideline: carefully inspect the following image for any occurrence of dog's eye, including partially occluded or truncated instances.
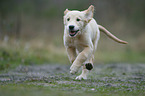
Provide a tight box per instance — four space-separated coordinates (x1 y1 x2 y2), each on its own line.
67 18 70 21
76 18 80 21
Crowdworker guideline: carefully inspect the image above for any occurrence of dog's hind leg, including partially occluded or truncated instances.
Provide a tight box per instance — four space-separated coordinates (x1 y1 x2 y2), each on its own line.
75 55 94 80
85 55 94 70
75 65 89 80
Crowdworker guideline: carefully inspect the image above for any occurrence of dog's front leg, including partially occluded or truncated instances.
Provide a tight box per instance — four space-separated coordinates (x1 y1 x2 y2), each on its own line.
70 46 93 74
66 47 77 63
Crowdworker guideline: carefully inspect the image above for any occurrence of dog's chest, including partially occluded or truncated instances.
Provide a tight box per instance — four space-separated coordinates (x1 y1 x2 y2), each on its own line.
67 36 87 48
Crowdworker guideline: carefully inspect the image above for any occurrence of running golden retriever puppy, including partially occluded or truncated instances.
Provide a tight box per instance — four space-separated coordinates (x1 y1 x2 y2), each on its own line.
63 5 127 80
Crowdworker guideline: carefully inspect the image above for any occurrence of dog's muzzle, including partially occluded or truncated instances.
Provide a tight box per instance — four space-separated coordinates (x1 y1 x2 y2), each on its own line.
69 25 79 37
69 30 79 37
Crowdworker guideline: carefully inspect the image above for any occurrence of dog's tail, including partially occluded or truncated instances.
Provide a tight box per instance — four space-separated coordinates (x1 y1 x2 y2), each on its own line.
98 25 128 44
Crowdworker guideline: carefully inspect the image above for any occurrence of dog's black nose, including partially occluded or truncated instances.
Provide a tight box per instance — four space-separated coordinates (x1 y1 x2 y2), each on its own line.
69 25 74 30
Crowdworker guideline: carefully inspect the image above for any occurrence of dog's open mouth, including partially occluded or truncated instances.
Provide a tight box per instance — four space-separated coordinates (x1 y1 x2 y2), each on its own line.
69 30 79 37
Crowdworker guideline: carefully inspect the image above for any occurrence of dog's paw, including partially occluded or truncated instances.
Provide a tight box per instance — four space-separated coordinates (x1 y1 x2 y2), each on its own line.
85 63 93 70
70 65 80 74
75 75 87 80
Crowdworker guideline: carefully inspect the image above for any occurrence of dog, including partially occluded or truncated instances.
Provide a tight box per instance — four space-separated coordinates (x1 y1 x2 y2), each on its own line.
63 5 128 80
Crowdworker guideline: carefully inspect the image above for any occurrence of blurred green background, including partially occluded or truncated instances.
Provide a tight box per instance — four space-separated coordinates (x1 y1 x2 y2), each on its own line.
0 0 145 71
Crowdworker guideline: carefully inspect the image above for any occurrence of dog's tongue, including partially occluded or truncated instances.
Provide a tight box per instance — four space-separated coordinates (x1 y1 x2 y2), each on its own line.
70 31 76 35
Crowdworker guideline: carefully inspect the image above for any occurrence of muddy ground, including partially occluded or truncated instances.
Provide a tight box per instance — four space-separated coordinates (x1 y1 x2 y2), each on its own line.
0 63 145 96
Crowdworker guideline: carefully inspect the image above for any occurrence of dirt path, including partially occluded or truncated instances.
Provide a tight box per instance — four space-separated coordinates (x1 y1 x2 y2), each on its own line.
0 63 145 94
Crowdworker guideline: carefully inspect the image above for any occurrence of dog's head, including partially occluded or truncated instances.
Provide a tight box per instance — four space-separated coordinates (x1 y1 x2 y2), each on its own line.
64 5 94 37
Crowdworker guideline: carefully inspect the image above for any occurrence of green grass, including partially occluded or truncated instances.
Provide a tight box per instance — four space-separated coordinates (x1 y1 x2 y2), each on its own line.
95 51 145 64
0 41 68 72
0 80 144 96
0 40 145 72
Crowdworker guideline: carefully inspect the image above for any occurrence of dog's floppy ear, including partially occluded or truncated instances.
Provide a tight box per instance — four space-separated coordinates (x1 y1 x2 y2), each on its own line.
64 9 69 15
84 5 94 22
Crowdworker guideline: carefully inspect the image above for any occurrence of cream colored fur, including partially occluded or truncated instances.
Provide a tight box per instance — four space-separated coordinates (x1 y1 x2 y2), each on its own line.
63 5 127 80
